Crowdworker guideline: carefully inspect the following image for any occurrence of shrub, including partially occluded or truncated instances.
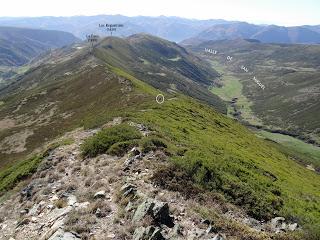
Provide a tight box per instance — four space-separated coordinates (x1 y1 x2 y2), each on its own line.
0 155 42 194
152 162 283 221
107 139 139 157
151 164 202 198
140 136 167 153
81 124 142 157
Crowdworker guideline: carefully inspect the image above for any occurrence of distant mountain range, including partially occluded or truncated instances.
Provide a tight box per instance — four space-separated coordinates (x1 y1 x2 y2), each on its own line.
0 15 319 44
0 15 234 42
182 22 320 44
0 26 79 66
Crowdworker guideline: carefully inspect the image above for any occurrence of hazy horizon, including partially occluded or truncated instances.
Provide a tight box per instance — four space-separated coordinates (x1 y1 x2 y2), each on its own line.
0 0 319 27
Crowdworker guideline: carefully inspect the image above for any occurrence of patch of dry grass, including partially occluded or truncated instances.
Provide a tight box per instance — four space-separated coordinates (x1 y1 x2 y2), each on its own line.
54 198 68 209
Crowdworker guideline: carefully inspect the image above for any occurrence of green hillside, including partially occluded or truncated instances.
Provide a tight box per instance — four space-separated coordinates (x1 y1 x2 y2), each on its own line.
0 26 79 66
0 35 319 238
94 34 226 113
187 39 320 146
131 94 320 237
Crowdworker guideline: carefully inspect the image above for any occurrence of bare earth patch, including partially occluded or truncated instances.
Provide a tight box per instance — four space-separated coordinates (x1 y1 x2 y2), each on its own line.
0 118 16 131
0 129 34 154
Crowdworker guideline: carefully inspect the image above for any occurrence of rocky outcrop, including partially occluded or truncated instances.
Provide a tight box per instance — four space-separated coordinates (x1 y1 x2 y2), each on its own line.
132 199 155 223
211 233 226 240
124 147 143 170
133 226 165 240
132 199 174 227
48 228 81 240
20 185 34 200
121 183 137 197
152 202 174 227
269 217 298 233
94 190 106 199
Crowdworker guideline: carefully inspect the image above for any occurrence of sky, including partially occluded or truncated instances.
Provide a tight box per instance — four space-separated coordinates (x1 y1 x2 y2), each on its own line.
0 0 319 26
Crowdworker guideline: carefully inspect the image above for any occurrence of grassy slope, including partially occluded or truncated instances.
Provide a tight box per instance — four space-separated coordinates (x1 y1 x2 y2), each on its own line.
257 130 320 170
0 40 319 235
81 64 320 231
129 94 320 227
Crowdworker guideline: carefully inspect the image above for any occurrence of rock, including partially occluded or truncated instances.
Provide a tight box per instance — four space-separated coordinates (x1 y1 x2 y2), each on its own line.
270 217 286 232
211 233 226 240
125 201 135 212
48 228 81 240
133 226 165 240
47 204 55 209
124 157 136 168
150 227 165 240
20 209 29 215
121 183 137 192
121 183 137 197
94 190 106 199
20 185 34 200
75 201 90 209
95 208 102 217
16 218 30 227
201 219 211 225
133 226 147 240
288 223 298 231
95 207 108 218
47 206 73 225
132 199 155 223
271 217 285 225
130 147 141 156
50 195 59 202
132 199 174 227
60 192 69 198
1 223 7 230
188 229 206 238
67 195 77 206
172 224 183 236
152 202 174 227
206 225 214 234
135 153 143 160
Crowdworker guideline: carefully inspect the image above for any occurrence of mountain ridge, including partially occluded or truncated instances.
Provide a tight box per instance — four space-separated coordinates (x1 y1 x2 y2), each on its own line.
0 26 80 66
0 15 237 42
0 33 319 239
93 34 226 113
182 22 320 44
